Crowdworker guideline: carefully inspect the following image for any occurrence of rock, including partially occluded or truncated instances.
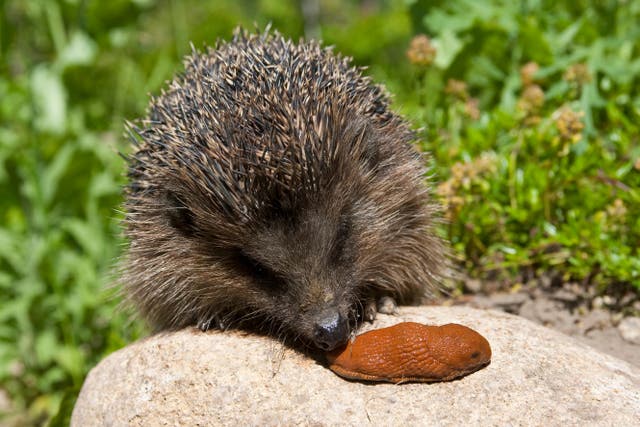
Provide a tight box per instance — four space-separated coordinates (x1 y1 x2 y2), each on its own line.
551 288 579 303
467 292 529 313
619 317 640 345
593 295 615 309
463 278 483 293
0 388 11 412
488 292 529 310
576 327 640 366
72 307 640 426
618 292 637 308
518 297 569 328
580 308 611 333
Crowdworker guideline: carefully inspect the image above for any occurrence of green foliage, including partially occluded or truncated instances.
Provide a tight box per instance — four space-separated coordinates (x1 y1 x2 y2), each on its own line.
403 0 640 287
0 0 638 424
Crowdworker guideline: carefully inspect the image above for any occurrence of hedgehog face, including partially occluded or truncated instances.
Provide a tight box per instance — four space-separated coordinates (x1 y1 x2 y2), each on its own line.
234 202 360 350
147 177 365 350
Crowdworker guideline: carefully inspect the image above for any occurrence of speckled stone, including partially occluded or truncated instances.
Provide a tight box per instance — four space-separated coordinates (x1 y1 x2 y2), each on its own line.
72 306 640 426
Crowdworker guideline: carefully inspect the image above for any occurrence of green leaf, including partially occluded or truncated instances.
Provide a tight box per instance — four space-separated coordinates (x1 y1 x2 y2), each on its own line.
55 346 85 381
49 386 81 427
88 171 120 200
41 144 75 206
519 18 553 64
30 66 67 134
35 330 59 365
59 31 98 69
433 30 463 69
63 219 103 260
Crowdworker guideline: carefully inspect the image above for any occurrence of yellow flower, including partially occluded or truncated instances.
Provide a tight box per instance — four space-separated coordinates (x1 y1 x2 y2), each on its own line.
563 63 591 85
553 107 584 143
438 152 497 215
606 198 627 220
406 35 436 67
520 62 540 86
464 98 480 120
445 79 468 100
517 84 545 114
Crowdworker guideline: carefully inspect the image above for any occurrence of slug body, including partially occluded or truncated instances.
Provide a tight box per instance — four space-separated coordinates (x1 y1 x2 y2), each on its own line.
326 322 491 383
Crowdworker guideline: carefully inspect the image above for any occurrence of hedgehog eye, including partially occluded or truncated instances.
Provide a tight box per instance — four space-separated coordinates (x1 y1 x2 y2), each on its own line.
165 191 195 235
235 251 285 292
330 215 352 264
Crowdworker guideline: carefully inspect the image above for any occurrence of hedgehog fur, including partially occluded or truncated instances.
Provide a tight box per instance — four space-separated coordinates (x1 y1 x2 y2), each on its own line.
122 28 446 351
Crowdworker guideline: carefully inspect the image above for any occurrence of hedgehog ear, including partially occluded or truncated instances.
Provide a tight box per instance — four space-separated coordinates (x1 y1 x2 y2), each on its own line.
164 191 195 236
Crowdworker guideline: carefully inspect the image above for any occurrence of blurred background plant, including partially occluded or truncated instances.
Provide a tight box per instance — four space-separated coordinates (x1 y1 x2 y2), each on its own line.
1 0 638 424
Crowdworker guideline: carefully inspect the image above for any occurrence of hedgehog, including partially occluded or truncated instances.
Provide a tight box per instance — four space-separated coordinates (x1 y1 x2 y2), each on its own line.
122 28 446 351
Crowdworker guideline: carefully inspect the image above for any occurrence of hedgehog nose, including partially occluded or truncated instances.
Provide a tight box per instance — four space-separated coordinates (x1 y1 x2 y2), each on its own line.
313 310 349 351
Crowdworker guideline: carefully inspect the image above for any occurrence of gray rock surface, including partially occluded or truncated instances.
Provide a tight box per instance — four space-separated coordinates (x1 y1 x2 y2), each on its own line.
619 316 640 345
72 306 640 426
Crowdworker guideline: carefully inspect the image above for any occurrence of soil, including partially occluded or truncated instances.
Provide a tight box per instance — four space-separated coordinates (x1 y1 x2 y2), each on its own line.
438 278 640 368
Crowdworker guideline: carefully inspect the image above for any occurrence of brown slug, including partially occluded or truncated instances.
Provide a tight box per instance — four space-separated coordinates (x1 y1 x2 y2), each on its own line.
326 322 491 384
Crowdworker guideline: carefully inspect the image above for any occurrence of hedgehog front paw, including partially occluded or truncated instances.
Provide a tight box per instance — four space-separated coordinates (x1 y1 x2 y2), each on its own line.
197 317 214 331
377 295 399 315
364 298 377 322
198 316 226 331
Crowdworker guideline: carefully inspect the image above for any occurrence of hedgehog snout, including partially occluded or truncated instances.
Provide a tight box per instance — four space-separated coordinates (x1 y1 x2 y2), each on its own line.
312 308 350 351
